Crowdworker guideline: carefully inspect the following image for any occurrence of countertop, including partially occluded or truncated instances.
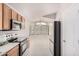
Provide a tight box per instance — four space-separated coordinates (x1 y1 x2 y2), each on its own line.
0 43 19 56
17 36 29 42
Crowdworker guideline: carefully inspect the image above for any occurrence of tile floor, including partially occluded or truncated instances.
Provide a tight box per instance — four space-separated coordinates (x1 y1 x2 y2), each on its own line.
26 35 52 56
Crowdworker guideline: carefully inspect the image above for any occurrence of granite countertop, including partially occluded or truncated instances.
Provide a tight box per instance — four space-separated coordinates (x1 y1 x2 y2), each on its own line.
0 43 19 56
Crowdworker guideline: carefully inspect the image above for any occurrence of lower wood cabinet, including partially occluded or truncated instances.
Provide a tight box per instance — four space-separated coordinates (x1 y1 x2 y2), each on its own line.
7 45 19 56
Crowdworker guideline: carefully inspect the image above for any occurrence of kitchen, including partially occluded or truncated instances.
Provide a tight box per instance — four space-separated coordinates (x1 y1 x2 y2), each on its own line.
0 3 30 56
0 3 63 56
0 3 56 56
1 3 79 56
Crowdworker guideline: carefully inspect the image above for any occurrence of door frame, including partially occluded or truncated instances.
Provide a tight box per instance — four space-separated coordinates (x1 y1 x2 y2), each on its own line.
54 21 61 56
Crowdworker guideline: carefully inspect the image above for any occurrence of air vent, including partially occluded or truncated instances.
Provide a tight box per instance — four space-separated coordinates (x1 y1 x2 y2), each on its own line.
43 13 57 19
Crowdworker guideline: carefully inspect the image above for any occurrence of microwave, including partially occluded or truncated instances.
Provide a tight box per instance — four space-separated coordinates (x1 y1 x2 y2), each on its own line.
10 20 22 30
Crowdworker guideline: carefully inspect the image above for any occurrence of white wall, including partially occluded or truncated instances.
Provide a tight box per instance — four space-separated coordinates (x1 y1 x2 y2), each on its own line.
60 3 79 56
49 23 54 40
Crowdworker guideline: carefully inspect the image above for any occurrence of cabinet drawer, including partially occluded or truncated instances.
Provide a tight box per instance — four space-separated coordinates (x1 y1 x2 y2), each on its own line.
7 45 19 56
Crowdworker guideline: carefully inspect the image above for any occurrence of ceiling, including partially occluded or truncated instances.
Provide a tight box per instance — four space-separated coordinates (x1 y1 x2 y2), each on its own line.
8 3 60 21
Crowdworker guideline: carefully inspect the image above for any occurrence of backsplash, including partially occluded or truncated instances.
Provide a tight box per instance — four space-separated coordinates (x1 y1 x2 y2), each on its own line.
0 30 28 38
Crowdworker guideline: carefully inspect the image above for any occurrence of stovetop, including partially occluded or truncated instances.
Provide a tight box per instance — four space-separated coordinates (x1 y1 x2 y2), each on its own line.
7 37 27 43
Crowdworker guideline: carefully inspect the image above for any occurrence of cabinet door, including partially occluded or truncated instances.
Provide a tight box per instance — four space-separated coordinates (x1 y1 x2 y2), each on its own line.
18 14 22 22
7 45 19 56
3 4 12 30
22 17 25 22
12 10 18 20
0 4 2 30
22 17 25 29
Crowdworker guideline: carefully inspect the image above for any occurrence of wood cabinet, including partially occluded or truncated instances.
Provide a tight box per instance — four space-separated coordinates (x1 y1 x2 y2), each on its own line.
0 4 11 30
22 16 25 22
18 14 22 22
22 16 25 29
3 4 12 30
12 10 18 20
7 45 19 56
0 3 25 30
0 4 2 30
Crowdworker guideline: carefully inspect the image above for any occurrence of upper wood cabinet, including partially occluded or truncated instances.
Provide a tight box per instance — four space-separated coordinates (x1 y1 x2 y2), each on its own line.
18 14 22 22
3 4 12 30
0 4 2 30
0 4 11 30
12 10 18 20
22 16 25 22
0 3 25 30
22 16 25 29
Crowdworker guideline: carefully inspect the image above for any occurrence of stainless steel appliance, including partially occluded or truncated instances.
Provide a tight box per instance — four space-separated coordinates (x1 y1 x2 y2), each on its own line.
10 20 22 30
20 39 29 55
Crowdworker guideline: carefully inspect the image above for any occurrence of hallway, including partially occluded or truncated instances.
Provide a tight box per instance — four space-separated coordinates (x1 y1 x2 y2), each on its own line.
28 35 52 56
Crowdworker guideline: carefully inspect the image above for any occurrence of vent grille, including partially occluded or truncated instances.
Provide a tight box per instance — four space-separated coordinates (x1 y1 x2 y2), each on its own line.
43 13 57 19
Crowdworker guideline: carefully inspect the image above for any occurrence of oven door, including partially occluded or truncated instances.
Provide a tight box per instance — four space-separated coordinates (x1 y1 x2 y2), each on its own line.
21 40 29 55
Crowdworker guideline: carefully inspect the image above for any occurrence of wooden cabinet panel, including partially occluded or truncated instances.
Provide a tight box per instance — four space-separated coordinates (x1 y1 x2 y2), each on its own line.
12 10 18 20
0 4 2 30
7 45 19 56
18 14 22 22
3 4 12 30
22 17 25 22
22 16 25 29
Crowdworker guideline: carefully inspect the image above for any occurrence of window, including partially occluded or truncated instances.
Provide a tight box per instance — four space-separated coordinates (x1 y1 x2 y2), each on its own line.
30 22 49 35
